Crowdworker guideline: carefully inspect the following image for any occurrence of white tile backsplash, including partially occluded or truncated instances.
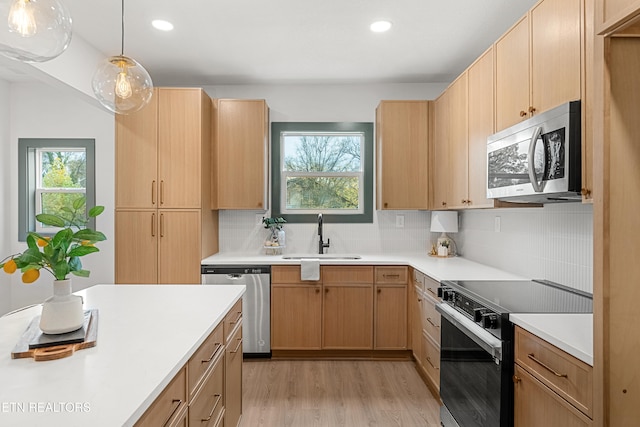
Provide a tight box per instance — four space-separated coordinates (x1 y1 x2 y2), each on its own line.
218 210 432 255
457 203 593 293
217 203 593 294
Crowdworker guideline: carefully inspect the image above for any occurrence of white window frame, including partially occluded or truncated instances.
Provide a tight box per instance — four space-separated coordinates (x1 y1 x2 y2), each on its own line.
280 131 365 215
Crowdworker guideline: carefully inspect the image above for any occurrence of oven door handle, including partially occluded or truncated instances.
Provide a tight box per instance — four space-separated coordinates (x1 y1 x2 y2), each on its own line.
436 303 503 361
527 126 545 193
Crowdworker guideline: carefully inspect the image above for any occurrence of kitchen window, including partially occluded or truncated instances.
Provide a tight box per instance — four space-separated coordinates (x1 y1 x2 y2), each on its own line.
271 122 373 223
18 139 96 241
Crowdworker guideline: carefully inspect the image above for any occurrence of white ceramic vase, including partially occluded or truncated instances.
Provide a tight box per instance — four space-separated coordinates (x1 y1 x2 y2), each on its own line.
39 279 84 334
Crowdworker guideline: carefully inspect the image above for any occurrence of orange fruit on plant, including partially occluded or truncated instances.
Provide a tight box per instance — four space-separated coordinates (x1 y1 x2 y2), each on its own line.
37 238 49 247
3 259 17 274
22 269 40 284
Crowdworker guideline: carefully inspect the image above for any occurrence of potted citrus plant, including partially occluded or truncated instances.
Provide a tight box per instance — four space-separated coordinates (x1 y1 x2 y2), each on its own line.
0 196 106 334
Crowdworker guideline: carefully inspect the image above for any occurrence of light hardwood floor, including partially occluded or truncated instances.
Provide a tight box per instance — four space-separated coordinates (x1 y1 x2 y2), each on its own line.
239 360 441 427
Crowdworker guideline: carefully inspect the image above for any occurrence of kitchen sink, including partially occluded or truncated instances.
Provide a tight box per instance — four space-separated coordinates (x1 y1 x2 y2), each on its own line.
282 254 362 260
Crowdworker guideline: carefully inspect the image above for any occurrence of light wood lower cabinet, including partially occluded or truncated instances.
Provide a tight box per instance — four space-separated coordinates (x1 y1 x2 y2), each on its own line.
135 368 188 427
225 323 243 427
135 301 243 427
514 326 593 426
411 270 441 395
116 210 203 284
271 265 408 353
271 266 322 350
323 266 374 350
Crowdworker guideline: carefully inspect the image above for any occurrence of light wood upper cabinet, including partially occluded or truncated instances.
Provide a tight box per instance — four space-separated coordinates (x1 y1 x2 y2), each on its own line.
158 89 204 209
496 0 582 132
115 90 158 210
496 16 531 131
117 88 208 210
531 0 582 116
447 73 469 210
376 100 430 210
213 99 269 210
432 92 450 210
467 47 497 208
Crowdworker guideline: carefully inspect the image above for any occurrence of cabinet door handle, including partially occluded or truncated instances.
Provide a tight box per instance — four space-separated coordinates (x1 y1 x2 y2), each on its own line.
201 343 223 364
528 106 536 114
426 287 437 297
426 317 439 328
151 180 156 205
384 202 388 208
426 356 439 370
201 394 222 422
315 288 320 294
230 338 243 354
527 353 568 378
520 110 527 117
377 288 382 294
160 180 165 205
151 213 156 237
513 375 521 384
162 399 183 427
441 201 447 207
417 298 422 302
383 274 400 279
581 188 591 197
325 288 329 293
160 213 165 237
229 311 242 325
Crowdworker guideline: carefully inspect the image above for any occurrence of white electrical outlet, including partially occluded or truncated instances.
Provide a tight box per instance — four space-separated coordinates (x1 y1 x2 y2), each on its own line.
396 215 405 228
494 216 501 233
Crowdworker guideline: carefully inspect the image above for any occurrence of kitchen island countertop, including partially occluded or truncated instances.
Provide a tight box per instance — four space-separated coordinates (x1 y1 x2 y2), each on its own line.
0 284 245 426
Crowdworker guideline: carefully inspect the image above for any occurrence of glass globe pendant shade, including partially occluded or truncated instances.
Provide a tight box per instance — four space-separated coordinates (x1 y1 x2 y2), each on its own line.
92 55 153 115
0 0 72 62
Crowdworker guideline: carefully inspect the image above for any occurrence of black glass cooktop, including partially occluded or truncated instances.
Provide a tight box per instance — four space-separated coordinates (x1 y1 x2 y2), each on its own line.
441 279 592 315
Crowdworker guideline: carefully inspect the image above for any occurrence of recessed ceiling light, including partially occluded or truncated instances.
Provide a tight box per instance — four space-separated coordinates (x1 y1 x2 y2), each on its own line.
152 20 174 31
370 20 392 33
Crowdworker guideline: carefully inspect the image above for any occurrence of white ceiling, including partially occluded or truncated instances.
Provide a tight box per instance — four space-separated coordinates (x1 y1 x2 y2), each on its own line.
8 0 540 87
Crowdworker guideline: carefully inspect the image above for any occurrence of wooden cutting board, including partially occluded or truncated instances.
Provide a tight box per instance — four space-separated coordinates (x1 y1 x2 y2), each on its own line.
11 309 99 361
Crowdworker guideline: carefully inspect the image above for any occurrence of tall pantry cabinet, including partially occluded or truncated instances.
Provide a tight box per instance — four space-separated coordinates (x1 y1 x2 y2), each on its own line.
115 88 219 284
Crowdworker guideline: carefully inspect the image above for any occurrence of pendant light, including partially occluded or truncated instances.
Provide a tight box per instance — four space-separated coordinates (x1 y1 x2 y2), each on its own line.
0 0 73 62
91 0 153 115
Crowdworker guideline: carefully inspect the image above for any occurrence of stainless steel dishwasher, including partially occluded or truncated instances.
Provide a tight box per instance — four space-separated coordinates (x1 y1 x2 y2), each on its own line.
201 265 271 358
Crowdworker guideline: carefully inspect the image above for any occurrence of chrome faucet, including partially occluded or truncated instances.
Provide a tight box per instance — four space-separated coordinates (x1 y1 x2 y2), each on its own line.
318 213 330 254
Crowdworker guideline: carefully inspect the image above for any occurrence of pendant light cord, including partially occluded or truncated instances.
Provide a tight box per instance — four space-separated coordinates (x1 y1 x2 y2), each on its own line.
120 0 125 56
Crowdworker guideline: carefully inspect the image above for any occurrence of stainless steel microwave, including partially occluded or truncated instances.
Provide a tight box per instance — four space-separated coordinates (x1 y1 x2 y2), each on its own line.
486 101 582 203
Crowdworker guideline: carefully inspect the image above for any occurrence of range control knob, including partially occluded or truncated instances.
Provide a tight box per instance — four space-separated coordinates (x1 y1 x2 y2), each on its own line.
443 290 456 302
482 313 499 329
474 308 486 323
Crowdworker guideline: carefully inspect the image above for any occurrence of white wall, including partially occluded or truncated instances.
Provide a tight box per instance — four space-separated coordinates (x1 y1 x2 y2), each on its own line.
0 78 10 316
5 82 114 313
458 204 593 293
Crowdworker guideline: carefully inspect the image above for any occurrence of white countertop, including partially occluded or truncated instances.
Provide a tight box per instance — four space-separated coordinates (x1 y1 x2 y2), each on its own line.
510 313 593 365
0 284 245 426
203 252 592 366
201 252 526 282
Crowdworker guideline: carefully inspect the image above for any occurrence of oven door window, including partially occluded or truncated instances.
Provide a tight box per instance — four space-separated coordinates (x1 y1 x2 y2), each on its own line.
440 317 502 427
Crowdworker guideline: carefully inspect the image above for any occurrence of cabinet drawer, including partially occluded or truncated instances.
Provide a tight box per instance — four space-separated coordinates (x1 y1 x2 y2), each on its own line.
375 266 408 284
188 323 224 400
423 275 440 300
515 327 593 417
189 355 225 427
135 368 187 427
323 266 374 284
272 265 321 284
224 299 243 341
421 332 440 389
422 297 441 345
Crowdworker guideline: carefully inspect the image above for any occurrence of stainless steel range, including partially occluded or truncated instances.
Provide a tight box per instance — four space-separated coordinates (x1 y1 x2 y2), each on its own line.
436 280 592 427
